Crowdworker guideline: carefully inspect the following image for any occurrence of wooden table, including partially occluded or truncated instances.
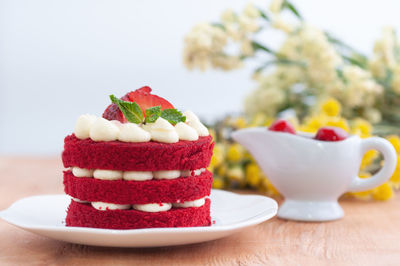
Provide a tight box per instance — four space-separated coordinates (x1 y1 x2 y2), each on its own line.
1 157 400 265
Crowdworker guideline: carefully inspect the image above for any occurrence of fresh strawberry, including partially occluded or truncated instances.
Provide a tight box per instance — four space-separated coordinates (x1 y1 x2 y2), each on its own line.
126 86 174 111
102 86 174 122
103 102 127 123
268 119 296 134
315 126 348 141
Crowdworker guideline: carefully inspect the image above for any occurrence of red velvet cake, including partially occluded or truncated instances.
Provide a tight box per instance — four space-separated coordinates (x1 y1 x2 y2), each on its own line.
62 87 213 229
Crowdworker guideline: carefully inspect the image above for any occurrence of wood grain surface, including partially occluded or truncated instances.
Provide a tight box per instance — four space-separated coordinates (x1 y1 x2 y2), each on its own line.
0 157 399 266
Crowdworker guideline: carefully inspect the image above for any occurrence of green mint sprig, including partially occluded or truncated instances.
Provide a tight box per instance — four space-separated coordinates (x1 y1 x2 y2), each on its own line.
109 95 186 125
160 109 186 125
145 106 162 123
110 95 144 123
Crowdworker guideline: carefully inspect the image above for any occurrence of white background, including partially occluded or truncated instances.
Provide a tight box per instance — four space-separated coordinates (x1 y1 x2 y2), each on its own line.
1 0 399 155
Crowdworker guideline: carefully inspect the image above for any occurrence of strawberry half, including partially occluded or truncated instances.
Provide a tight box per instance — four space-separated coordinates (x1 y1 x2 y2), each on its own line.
268 119 296 134
102 86 174 123
315 126 348 141
126 86 174 112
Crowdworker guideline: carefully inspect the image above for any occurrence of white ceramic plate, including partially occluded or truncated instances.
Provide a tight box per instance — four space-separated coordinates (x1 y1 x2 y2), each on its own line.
0 189 277 247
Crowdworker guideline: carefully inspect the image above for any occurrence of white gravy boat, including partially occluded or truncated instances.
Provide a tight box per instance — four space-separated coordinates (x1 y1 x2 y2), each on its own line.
232 128 397 221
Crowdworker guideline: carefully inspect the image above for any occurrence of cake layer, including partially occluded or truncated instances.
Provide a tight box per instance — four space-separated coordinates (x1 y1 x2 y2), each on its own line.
63 170 213 204
62 134 214 171
66 198 211 229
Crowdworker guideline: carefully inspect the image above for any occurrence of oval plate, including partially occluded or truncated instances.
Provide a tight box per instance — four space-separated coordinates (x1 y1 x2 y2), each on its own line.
0 189 277 247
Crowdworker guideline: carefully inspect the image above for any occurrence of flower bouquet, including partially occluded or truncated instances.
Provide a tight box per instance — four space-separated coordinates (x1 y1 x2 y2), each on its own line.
183 0 400 200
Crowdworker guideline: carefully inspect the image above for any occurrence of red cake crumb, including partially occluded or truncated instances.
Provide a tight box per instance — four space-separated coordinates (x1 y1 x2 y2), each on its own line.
66 198 211 229
62 135 214 171
64 170 212 204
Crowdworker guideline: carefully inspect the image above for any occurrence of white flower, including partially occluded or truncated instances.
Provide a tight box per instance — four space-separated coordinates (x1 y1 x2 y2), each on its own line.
183 23 229 70
368 58 386 79
271 14 293 33
211 55 243 70
269 0 284 14
241 40 254 56
243 3 260 19
341 65 383 108
238 15 259 33
373 27 397 69
392 65 400 94
221 9 236 24
244 87 285 116
279 25 342 86
364 108 382 124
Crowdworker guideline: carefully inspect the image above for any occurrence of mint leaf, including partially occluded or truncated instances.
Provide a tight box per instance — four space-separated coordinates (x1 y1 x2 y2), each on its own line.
161 109 186 125
109 95 144 124
145 106 161 123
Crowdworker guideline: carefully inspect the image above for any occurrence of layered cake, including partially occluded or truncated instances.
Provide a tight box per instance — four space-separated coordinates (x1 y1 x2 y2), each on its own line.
62 87 214 229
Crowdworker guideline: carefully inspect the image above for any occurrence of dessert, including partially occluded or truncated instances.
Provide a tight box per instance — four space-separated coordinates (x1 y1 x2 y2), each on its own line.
62 87 214 229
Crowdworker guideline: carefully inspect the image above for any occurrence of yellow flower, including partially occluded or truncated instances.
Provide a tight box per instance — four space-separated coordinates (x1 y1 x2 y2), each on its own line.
226 166 245 182
300 115 327 133
351 119 372 138
233 117 247 129
372 182 394 201
216 164 227 177
212 177 225 189
321 98 341 117
245 163 261 187
243 150 253 161
248 113 267 127
389 157 400 186
210 143 225 167
360 150 378 169
264 117 274 127
260 177 280 196
386 135 400 154
325 117 350 132
226 143 244 162
209 128 217 142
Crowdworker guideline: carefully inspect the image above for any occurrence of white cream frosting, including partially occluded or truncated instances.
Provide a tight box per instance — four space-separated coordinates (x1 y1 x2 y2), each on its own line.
89 117 120 141
72 167 93 178
74 114 97 139
175 122 199 141
183 110 209 136
143 117 179 143
73 111 208 144
72 167 206 180
93 169 123 180
181 170 192 177
173 197 206 208
77 198 206 212
153 170 181 180
123 171 153 181
91 202 131 211
118 123 151 142
71 197 88 203
132 203 172 212
193 168 206 176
